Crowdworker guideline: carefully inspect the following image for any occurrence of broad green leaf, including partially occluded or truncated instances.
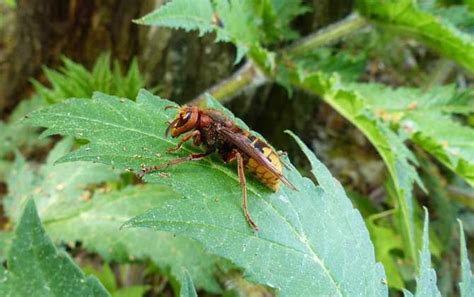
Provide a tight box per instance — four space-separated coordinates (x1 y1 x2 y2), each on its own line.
295 71 422 265
180 270 198 297
0 199 110 297
46 185 223 293
135 0 215 36
348 84 473 115
458 220 474 297
136 0 281 64
4 138 119 222
25 90 388 296
350 83 474 186
4 139 222 293
404 209 441 297
136 0 307 44
357 0 474 73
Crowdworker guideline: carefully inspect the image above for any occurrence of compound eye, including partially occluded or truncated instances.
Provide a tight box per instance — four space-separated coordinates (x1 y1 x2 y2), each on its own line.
176 111 192 127
182 111 191 122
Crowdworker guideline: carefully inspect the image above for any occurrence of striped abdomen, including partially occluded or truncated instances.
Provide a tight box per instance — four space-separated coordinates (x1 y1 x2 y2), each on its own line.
244 135 282 191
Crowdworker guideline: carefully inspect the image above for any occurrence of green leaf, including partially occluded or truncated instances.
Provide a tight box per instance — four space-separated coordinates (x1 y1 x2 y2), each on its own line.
366 217 404 289
0 160 12 181
136 0 286 64
135 0 215 35
0 231 13 263
349 83 474 186
296 71 422 265
4 139 222 293
4 138 119 222
112 286 149 297
357 0 474 73
0 199 110 297
410 113 474 186
25 91 388 296
293 48 367 82
264 0 309 41
82 265 116 293
424 5 474 33
82 265 150 297
404 208 441 297
0 96 48 159
32 54 148 104
458 220 474 297
46 185 223 293
180 270 198 297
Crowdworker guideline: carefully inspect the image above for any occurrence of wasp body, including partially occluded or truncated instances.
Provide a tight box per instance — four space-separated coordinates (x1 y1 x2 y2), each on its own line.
140 105 296 230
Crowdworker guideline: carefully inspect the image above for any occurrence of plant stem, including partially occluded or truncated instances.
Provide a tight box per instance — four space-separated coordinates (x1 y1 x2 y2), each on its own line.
191 13 368 104
286 13 368 56
190 61 267 105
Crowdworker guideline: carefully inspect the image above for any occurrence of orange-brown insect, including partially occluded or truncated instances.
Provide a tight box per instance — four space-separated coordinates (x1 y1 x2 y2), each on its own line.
139 105 296 231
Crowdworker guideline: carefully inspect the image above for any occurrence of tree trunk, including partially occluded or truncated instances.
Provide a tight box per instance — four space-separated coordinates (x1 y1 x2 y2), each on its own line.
0 0 155 117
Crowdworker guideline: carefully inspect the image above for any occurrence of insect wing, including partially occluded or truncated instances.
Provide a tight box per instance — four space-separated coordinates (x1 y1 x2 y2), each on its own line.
219 128 297 191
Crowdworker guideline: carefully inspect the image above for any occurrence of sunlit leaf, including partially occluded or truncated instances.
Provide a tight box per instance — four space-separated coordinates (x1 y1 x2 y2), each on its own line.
350 83 474 186
295 71 422 266
25 90 388 296
4 139 223 293
357 0 474 73
404 208 441 297
0 199 110 297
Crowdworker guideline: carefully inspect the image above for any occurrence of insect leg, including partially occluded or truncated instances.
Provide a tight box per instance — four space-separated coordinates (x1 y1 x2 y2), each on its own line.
236 151 259 231
138 151 210 178
167 130 201 153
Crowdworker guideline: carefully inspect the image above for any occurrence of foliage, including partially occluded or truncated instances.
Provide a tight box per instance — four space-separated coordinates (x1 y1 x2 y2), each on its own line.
0 199 109 297
0 53 151 185
366 215 405 289
0 96 48 159
292 71 423 267
4 138 223 293
356 0 474 73
136 0 308 62
180 271 198 297
82 265 149 297
2 0 474 296
404 209 442 297
24 91 388 296
348 83 474 186
403 211 474 297
458 220 474 296
32 53 148 104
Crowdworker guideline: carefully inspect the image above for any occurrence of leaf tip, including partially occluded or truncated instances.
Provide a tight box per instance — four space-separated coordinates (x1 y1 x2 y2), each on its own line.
132 17 145 25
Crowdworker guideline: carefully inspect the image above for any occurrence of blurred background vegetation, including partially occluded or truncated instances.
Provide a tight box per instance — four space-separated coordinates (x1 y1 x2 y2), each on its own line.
0 0 473 296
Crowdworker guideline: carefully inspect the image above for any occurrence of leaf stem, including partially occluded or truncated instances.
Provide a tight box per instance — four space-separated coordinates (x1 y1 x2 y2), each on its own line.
191 13 368 104
286 13 368 56
369 209 396 221
190 61 267 105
